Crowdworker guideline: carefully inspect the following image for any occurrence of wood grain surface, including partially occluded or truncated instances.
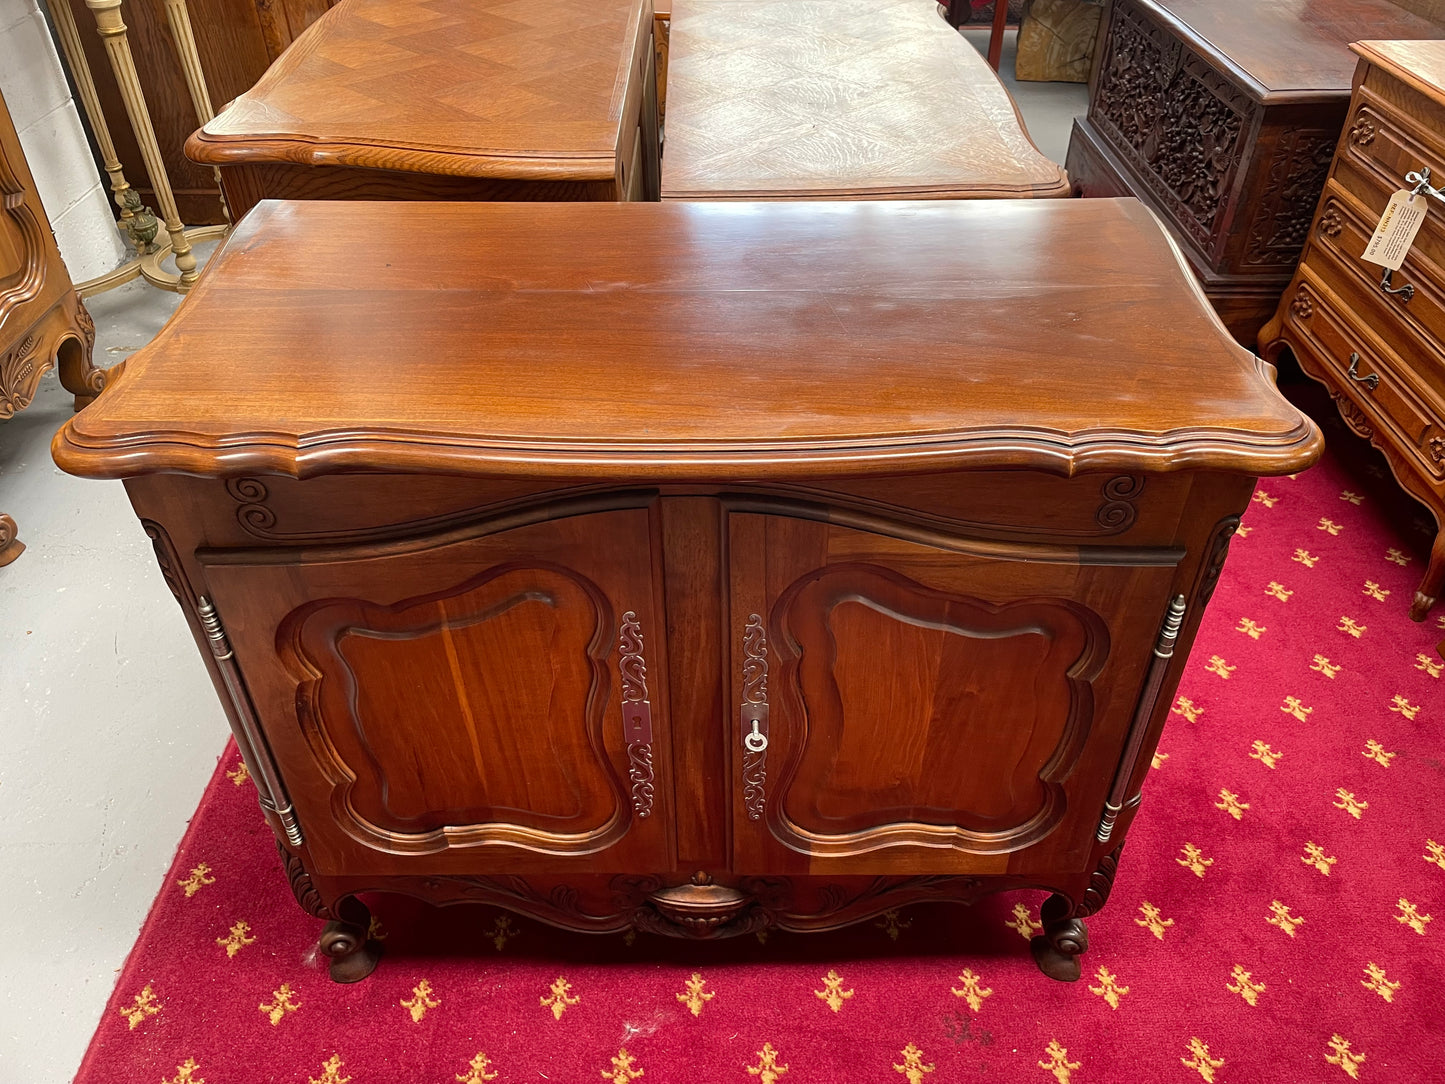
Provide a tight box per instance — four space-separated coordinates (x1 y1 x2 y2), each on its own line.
54 198 1318 481
1354 38 1445 105
660 0 1070 199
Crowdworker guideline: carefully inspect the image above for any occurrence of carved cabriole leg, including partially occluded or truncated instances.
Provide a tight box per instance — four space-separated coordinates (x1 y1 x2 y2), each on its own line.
0 514 24 566
56 296 105 409
1411 526 1445 622
83 0 199 287
1030 893 1088 981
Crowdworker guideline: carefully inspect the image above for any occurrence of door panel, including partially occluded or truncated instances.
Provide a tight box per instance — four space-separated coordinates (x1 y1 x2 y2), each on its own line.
201 504 673 876
728 511 1180 876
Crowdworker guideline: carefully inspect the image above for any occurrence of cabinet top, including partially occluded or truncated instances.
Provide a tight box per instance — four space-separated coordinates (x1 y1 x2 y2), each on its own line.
185 0 647 177
1132 0 1445 101
1354 39 1445 103
660 0 1070 199
53 199 1321 482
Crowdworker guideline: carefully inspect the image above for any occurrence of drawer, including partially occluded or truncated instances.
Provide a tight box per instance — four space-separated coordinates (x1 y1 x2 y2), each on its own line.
1306 182 1445 407
1289 273 1445 483
1336 85 1445 237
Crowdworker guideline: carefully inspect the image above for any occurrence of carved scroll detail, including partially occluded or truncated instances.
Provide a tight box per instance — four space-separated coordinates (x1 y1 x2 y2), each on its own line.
1199 516 1241 605
740 613 770 821
1096 475 1144 530
278 839 332 919
619 611 655 818
1076 846 1124 917
226 476 277 533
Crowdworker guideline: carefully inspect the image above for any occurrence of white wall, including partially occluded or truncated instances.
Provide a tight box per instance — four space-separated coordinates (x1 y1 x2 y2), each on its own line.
0 0 128 282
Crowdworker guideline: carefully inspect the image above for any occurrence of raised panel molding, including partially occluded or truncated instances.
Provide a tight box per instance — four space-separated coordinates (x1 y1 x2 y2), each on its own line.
769 563 1107 857
279 562 631 854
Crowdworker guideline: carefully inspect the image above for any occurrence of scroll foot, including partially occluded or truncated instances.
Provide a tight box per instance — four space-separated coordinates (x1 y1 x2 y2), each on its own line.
1030 893 1088 982
318 896 382 983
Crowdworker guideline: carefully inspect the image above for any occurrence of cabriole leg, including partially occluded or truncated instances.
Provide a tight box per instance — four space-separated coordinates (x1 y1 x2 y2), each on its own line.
1409 526 1445 622
319 896 382 983
1030 893 1088 982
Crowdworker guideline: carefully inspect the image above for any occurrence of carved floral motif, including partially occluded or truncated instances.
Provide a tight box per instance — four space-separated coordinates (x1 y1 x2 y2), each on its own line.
1319 203 1344 238
1244 130 1338 267
618 611 655 818
0 333 45 418
1290 288 1313 319
1349 117 1376 146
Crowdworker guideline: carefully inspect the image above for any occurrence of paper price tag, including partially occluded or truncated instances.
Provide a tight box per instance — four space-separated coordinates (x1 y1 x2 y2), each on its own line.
1362 189 1428 270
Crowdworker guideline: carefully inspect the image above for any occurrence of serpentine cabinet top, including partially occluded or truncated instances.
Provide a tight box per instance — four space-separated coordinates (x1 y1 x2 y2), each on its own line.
53 199 1321 481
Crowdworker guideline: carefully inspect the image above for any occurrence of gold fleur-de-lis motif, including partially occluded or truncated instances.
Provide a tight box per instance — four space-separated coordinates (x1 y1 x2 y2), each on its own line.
1265 581 1293 601
1325 1035 1366 1079
1334 788 1368 819
1226 965 1265 1006
875 909 912 940
602 1049 644 1084
1250 740 1282 768
1337 616 1366 638
1038 1039 1081 1083
1215 789 1249 820
217 920 256 958
1205 656 1235 679
401 979 440 1023
1426 839 1445 870
1181 1038 1225 1082
1390 695 1420 720
677 972 714 1017
1361 962 1400 1002
541 976 580 1020
1253 490 1278 507
455 1052 499 1084
1088 966 1129 1009
894 1043 935 1083
1362 580 1390 601
1340 490 1364 505
951 969 993 1012
1005 902 1042 939
366 916 386 941
226 761 250 786
178 863 215 898
1152 751 1169 769
259 983 300 1025
164 1058 204 1084
1318 517 1343 535
1385 547 1411 566
1417 653 1444 678
308 1054 350 1084
1294 549 1320 567
1235 525 1254 537
1236 617 1266 639
1362 739 1395 767
1173 696 1204 722
1281 695 1312 722
1267 900 1304 938
814 969 854 1012
746 1042 789 1083
119 984 161 1030
1301 842 1336 875
486 915 516 951
1396 898 1432 934
1135 901 1174 940
1311 655 1341 678
1177 843 1214 877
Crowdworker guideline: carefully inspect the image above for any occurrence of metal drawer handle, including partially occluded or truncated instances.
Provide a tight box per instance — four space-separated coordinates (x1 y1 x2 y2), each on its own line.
1380 268 1415 301
1406 166 1445 203
1347 352 1380 391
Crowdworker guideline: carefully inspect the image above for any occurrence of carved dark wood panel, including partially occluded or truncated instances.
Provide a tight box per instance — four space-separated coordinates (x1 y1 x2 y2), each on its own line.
1243 130 1339 268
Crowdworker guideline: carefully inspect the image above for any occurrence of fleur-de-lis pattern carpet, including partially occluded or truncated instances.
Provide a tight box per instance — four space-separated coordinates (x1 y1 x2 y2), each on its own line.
76 407 1444 1084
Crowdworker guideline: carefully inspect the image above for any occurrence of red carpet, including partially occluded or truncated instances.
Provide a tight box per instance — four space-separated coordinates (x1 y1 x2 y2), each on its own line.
76 397 1444 1084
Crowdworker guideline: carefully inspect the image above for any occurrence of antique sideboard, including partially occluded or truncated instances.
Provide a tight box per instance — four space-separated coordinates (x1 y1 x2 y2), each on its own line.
1066 0 1445 345
55 199 1320 983
185 0 661 218
1 89 102 566
1261 40 1445 621
661 0 1070 200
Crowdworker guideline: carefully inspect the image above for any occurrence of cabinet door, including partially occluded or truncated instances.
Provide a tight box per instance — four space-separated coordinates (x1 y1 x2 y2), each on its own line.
727 512 1181 877
200 506 672 876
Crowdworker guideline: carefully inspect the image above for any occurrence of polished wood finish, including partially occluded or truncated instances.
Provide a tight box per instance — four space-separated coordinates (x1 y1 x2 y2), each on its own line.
1260 40 1445 620
1066 0 1445 345
660 0 1069 200
55 200 1319 976
1 90 102 562
187 0 661 218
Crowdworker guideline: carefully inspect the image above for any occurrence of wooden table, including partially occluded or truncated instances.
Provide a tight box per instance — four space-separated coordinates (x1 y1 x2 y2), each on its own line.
1066 0 1445 345
54 199 1318 982
186 0 660 219
660 0 1070 199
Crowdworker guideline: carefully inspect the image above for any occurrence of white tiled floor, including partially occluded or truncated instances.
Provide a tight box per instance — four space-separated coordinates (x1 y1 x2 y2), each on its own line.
0 32 1086 1082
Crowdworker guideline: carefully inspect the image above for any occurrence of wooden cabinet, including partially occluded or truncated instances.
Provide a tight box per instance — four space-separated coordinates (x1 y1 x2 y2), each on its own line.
1260 40 1445 621
1065 0 1445 345
55 199 1319 981
186 0 661 219
0 88 103 564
